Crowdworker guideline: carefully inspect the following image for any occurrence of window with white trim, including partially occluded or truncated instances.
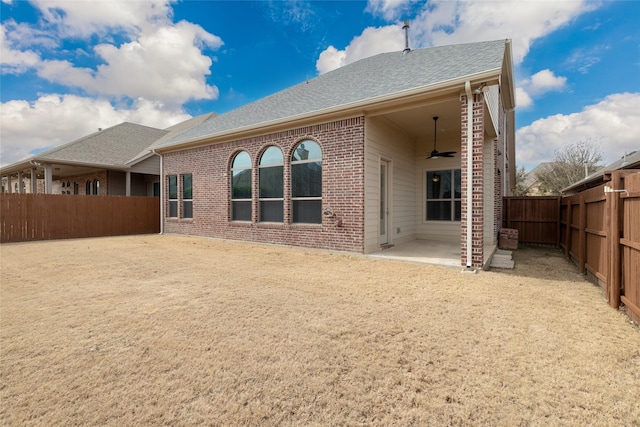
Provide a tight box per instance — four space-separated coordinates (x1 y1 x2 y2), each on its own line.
425 169 461 221
231 151 252 221
291 140 322 224
167 175 178 217
182 174 193 219
259 146 284 222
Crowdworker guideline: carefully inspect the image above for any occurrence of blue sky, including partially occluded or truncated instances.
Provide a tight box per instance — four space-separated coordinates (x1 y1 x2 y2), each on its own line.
1 0 639 170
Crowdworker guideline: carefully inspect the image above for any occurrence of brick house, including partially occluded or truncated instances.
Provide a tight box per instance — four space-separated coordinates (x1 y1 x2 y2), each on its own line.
0 115 214 197
154 40 516 268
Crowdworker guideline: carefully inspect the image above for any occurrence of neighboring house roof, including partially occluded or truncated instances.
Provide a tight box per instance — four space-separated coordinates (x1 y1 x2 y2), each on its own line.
0 113 218 176
0 122 167 176
127 112 217 165
37 122 167 167
522 162 554 191
562 150 640 194
155 39 512 152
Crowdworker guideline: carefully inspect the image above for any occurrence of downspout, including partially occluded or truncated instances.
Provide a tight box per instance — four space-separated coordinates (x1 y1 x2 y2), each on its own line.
465 81 473 268
503 110 508 196
503 107 515 196
155 150 164 235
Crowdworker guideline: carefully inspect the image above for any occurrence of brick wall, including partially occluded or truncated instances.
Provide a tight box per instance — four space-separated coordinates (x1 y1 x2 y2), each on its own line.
460 93 485 267
62 170 109 195
162 117 366 252
494 94 504 242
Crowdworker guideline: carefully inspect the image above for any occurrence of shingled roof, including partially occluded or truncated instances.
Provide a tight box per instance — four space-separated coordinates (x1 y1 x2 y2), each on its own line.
156 39 509 151
31 122 167 168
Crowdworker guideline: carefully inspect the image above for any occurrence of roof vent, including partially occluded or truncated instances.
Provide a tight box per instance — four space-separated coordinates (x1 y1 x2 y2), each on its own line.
402 20 410 54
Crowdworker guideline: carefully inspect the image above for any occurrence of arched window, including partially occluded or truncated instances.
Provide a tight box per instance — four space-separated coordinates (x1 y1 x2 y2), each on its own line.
291 140 322 224
231 151 252 221
93 179 100 195
86 180 92 195
259 146 284 222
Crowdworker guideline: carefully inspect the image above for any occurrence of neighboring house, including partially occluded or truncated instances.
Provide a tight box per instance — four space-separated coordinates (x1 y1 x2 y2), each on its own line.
154 39 516 268
522 162 555 196
562 150 640 195
0 114 215 197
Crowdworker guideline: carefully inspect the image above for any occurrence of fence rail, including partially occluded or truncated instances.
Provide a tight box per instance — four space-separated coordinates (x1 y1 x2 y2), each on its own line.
1 194 160 243
504 170 640 324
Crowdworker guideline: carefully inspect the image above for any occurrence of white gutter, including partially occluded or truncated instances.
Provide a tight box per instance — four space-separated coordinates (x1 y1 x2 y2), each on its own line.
503 107 515 196
465 81 473 268
503 110 508 196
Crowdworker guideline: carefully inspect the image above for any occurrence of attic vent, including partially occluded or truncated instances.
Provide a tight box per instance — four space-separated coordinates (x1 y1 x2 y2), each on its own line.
402 20 410 54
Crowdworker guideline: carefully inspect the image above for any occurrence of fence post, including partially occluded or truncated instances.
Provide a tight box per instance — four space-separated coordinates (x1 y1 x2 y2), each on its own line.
579 194 586 274
608 172 622 309
556 196 561 246
564 198 572 258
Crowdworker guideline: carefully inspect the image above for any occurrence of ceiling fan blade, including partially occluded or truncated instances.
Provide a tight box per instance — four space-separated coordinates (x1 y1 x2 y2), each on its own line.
427 149 457 159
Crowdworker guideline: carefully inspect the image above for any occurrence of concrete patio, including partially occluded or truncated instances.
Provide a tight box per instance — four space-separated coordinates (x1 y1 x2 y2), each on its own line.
368 239 500 270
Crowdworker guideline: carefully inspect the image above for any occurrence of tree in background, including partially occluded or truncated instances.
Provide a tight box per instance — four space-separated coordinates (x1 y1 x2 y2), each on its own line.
512 165 529 196
535 139 603 195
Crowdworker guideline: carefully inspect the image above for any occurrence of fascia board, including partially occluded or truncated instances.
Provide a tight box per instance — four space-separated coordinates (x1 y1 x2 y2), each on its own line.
35 157 130 171
126 151 157 166
0 160 37 175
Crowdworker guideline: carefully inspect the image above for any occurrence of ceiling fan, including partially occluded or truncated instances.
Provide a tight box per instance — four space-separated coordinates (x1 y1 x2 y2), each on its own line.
426 116 456 159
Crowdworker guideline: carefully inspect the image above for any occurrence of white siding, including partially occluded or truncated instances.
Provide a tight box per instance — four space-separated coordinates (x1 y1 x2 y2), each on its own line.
415 133 462 243
364 117 416 253
485 85 500 136
129 155 160 175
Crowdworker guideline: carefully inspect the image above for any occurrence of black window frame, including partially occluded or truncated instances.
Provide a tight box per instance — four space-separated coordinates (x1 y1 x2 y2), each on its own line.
291 140 322 224
425 169 462 221
181 174 193 219
258 146 284 223
230 151 252 221
167 175 178 218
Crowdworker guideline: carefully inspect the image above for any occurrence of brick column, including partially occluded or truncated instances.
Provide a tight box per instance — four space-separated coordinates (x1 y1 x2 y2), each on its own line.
460 93 485 267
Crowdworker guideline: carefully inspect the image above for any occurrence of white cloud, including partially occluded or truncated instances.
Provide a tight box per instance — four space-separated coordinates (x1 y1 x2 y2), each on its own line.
366 0 413 21
564 46 605 74
516 87 533 109
0 23 42 74
316 26 404 74
317 1 596 74
30 0 174 38
3 1 223 107
516 69 567 109
34 21 223 106
0 95 190 166
413 1 597 64
516 93 640 169
528 69 567 94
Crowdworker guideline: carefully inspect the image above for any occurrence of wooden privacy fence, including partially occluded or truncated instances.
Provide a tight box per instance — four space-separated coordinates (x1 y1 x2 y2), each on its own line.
504 170 640 323
0 194 160 243
503 196 561 245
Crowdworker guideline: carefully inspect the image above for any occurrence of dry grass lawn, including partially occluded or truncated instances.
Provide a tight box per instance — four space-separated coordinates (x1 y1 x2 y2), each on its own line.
1 235 639 426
